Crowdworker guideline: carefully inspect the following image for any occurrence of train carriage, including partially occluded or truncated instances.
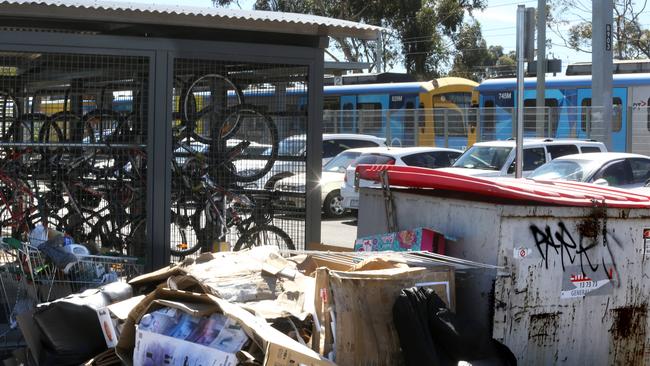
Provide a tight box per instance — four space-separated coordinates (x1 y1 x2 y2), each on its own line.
477 73 650 154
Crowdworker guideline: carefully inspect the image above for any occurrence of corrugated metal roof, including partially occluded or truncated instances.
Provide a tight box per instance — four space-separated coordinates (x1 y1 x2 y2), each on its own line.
0 0 383 40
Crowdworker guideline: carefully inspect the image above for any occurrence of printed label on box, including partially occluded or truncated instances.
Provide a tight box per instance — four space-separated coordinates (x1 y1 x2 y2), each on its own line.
96 307 118 348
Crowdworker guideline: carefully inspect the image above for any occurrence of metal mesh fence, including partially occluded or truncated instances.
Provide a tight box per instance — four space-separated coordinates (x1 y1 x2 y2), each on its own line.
0 51 148 350
169 59 308 260
323 106 635 152
0 51 148 256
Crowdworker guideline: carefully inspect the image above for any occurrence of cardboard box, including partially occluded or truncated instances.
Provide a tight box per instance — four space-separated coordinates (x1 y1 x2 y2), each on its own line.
116 288 333 366
134 328 238 366
353 227 445 254
314 266 455 366
97 295 146 348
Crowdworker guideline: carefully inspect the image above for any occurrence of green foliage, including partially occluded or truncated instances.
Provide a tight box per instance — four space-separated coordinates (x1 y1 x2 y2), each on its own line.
549 0 650 59
217 0 487 79
449 23 516 81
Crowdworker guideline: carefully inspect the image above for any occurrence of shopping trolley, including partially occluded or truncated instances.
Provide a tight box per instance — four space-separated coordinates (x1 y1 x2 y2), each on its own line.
0 237 144 350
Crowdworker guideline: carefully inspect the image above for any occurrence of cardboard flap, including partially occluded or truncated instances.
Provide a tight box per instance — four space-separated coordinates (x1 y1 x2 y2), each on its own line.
107 295 145 321
330 266 429 279
152 299 220 317
128 265 184 287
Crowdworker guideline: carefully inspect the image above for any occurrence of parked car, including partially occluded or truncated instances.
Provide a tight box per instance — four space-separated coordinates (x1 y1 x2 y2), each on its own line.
236 133 386 189
274 147 385 218
340 147 463 211
439 139 607 178
528 152 650 189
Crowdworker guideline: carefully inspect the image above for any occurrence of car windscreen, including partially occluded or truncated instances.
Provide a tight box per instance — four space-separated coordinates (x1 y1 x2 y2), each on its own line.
453 146 512 171
528 159 600 182
351 153 395 167
324 151 362 172
267 138 305 156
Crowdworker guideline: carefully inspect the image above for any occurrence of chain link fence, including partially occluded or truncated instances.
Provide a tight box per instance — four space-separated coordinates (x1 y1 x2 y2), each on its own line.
323 106 647 154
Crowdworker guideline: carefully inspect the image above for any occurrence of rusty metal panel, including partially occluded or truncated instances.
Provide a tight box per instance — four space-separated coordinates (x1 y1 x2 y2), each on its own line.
358 188 650 365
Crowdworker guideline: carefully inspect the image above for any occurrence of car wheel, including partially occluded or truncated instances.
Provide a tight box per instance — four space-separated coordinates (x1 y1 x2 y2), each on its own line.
323 190 346 218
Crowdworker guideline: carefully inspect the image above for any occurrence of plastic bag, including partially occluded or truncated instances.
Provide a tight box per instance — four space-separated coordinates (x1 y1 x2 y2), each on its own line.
29 224 48 247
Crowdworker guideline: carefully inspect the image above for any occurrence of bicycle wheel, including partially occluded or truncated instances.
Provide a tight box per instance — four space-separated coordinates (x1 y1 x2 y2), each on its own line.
90 214 146 256
233 224 294 251
170 195 203 257
182 73 244 137
214 105 279 183
187 193 225 256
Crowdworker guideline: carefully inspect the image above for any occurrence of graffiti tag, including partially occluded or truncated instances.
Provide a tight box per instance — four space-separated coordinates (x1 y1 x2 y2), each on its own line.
530 221 620 285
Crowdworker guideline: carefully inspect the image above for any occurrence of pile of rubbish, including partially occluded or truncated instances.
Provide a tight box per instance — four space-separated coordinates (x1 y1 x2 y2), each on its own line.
9 245 515 366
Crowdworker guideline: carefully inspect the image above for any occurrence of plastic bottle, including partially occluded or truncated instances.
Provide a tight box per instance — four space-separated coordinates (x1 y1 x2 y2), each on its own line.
29 224 48 247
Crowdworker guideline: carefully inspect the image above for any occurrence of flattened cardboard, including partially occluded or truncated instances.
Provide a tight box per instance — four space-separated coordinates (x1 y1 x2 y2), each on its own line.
116 288 333 366
315 266 455 366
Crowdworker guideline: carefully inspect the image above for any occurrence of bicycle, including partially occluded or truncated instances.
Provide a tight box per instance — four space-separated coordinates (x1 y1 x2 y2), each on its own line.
170 174 294 256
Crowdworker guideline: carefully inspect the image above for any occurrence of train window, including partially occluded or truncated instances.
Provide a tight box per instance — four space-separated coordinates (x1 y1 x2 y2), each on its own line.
613 97 622 132
323 96 340 110
581 99 591 132
523 99 558 135
440 92 473 109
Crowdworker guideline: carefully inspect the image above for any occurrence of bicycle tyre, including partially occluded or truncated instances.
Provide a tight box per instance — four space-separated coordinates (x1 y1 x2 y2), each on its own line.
215 104 279 183
182 74 244 136
170 194 204 257
233 224 294 251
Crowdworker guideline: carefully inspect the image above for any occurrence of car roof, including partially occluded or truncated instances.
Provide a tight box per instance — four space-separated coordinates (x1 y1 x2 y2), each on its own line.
555 152 650 162
472 138 606 148
322 133 385 142
356 146 463 158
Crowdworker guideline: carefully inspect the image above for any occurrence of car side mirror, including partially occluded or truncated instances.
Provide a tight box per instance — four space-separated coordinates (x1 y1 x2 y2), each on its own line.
593 178 609 186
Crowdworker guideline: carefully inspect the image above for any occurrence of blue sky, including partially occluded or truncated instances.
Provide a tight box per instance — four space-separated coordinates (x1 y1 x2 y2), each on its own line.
116 0 643 73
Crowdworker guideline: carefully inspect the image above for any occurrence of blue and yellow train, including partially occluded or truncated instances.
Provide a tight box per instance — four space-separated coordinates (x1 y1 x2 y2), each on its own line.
21 68 650 154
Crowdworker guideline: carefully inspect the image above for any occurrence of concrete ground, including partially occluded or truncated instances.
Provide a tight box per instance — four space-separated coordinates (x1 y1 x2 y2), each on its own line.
321 216 357 249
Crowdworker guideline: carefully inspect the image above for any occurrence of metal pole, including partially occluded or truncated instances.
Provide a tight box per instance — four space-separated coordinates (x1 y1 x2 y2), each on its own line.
443 109 449 148
536 0 546 137
516 5 525 178
592 0 613 149
386 109 392 146
375 32 384 73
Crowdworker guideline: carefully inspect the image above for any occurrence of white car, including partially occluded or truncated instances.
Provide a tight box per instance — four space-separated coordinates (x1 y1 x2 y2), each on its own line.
439 139 607 178
274 147 384 218
528 152 650 189
340 146 463 210
236 133 386 189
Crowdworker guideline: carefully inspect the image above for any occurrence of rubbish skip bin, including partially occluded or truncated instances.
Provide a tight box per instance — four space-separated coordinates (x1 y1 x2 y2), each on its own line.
358 188 650 365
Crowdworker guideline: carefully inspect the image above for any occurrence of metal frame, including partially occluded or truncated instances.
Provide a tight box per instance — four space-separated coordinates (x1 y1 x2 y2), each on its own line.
0 29 324 270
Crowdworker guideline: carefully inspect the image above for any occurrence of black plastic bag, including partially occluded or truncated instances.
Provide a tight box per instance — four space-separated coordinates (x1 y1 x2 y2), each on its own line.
393 287 516 366
33 301 106 365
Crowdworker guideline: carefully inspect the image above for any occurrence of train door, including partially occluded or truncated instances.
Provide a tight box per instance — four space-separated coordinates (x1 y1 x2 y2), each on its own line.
387 94 417 146
627 85 650 155
522 89 563 138
493 90 515 140
577 88 628 152
339 95 357 133
356 94 388 138
479 94 497 141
